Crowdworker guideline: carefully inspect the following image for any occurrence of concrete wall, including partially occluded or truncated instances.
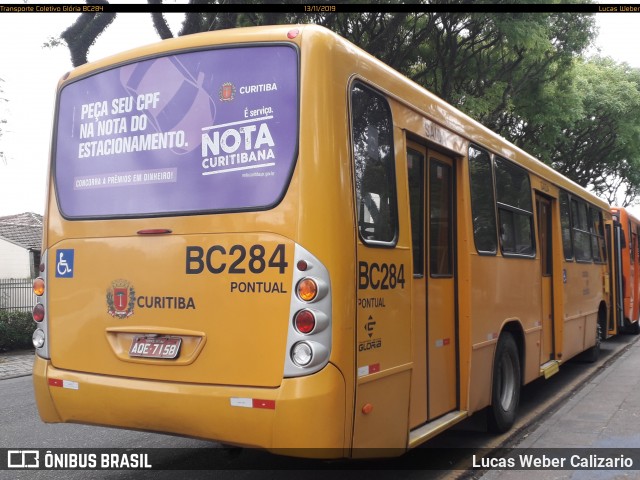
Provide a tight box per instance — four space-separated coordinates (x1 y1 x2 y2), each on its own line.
0 238 31 278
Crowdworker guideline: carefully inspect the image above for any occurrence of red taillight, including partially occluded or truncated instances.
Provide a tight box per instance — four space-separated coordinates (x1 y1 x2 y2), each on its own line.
294 309 316 334
33 277 45 296
33 303 45 322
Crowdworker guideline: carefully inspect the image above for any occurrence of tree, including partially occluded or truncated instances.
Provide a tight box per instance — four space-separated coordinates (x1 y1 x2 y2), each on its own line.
543 58 640 207
407 9 596 137
60 0 116 67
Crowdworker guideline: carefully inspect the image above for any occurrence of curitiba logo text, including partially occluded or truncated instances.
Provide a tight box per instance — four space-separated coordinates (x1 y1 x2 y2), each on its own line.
106 279 197 318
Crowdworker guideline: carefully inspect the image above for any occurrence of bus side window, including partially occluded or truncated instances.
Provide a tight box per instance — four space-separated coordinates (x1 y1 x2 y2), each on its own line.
590 207 606 263
560 191 573 260
494 157 534 257
468 145 497 254
571 199 592 262
407 149 425 275
430 160 452 276
351 83 398 245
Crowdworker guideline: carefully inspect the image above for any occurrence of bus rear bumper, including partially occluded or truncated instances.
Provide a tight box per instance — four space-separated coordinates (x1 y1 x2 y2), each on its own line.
33 355 347 457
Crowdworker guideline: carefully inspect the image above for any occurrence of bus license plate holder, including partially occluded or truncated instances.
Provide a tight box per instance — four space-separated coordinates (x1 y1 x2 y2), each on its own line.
129 336 181 359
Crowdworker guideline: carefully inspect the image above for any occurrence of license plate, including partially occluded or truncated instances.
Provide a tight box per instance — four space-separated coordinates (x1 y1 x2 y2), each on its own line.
129 336 181 359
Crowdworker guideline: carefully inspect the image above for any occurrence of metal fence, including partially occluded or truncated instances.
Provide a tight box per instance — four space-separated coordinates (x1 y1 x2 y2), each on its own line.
0 278 35 312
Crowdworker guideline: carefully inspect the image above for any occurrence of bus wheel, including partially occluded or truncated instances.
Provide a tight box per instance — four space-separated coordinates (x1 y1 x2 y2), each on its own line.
487 332 521 433
582 321 601 363
628 319 640 335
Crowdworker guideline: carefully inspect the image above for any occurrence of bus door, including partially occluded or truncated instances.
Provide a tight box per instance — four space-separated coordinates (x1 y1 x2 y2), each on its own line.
407 142 457 426
613 219 625 330
535 194 554 364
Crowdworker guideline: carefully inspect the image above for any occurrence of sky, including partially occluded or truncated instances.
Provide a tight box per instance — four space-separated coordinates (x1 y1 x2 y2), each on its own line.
0 4 639 217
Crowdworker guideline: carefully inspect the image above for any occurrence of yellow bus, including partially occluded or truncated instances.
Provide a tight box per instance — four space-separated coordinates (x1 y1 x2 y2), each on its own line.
32 24 611 457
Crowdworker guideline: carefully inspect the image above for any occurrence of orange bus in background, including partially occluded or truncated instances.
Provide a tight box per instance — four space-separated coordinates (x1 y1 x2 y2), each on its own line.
32 24 613 457
611 207 640 335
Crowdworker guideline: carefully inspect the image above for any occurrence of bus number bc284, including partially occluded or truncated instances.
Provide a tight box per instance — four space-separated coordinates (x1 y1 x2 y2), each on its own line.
358 262 405 290
186 244 288 275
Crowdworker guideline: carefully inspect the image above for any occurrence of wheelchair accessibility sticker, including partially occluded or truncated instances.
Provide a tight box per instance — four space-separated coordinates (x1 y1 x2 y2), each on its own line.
55 249 74 278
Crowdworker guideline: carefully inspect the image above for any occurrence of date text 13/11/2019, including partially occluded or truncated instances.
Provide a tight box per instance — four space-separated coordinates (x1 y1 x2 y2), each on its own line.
304 5 337 12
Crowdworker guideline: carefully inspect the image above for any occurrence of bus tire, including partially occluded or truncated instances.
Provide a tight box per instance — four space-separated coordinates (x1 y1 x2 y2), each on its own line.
627 319 640 335
487 332 521 434
582 321 601 363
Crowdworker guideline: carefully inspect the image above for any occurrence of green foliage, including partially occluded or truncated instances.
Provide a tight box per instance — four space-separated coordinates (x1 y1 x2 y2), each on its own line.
0 311 35 352
535 58 640 205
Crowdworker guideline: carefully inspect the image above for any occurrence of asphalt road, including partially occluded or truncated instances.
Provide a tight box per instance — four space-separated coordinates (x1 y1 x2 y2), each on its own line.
0 334 635 479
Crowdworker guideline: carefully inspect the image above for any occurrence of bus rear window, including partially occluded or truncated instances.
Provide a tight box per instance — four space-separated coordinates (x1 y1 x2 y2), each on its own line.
54 45 299 218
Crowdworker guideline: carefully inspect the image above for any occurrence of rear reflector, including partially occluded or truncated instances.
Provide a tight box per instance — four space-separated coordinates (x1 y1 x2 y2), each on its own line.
358 363 381 377
230 397 276 410
48 378 79 390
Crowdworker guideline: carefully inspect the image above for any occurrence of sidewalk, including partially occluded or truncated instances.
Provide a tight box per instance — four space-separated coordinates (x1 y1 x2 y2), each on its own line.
0 349 34 380
482 336 640 479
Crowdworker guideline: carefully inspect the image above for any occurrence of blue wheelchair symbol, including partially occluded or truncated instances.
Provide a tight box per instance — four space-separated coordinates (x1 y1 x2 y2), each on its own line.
56 249 74 278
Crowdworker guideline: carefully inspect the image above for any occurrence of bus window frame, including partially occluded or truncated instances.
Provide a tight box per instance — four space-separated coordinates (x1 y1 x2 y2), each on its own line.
560 190 574 261
590 207 607 265
349 79 399 249
571 197 594 264
494 156 536 259
468 144 498 256
429 158 454 278
407 146 425 277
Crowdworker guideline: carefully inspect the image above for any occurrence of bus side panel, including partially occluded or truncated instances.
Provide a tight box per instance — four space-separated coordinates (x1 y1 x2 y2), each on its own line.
352 370 411 455
468 343 494 414
352 245 413 450
273 363 347 454
467 255 539 412
561 261 602 359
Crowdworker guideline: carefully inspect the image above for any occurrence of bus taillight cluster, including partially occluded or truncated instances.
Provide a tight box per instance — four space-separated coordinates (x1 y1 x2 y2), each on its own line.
291 275 330 367
32 270 46 347
285 246 333 375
